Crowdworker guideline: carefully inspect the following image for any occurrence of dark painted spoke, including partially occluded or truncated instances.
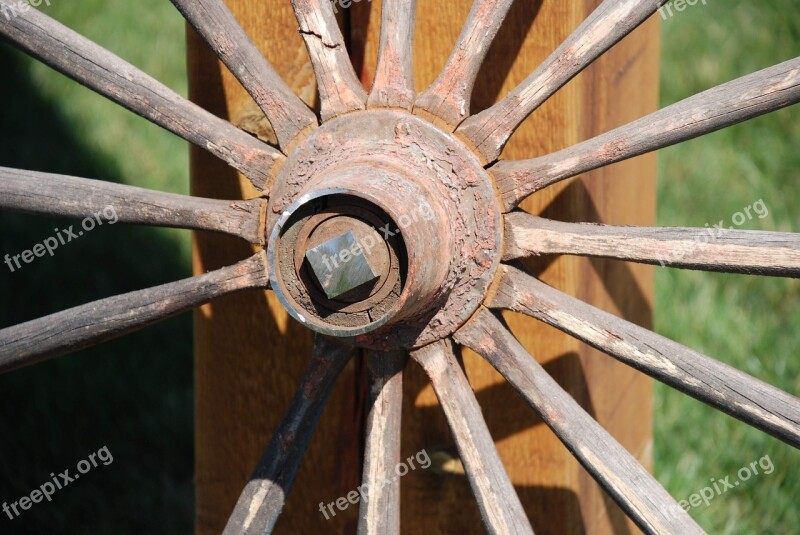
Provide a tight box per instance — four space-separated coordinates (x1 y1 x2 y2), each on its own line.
223 335 354 534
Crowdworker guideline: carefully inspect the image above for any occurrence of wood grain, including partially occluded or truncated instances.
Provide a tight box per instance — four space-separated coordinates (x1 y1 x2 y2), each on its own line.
455 308 705 535
489 266 800 448
493 57 800 210
170 0 318 148
191 3 361 533
194 1 661 533
414 0 514 127
458 0 666 161
504 212 800 277
368 0 417 110
358 350 407 535
352 1 660 533
411 340 535 535
0 166 266 245
0 0 283 190
223 335 355 534
0 252 269 372
290 0 367 121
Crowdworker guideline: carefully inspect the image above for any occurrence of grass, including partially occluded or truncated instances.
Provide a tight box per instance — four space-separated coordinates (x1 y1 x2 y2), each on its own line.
654 1 800 533
0 1 797 533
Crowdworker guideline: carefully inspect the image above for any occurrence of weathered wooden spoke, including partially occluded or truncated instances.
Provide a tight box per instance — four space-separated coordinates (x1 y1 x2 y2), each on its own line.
458 0 666 161
415 0 514 127
358 350 407 535
290 0 368 121
223 335 354 535
488 266 800 448
0 0 282 190
368 0 417 110
455 308 704 535
0 167 266 245
411 341 535 535
2 0 796 531
492 57 800 210
504 212 800 277
170 0 318 148
0 253 269 372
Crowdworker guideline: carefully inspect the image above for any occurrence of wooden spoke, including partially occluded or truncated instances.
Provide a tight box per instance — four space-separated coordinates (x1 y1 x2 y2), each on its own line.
488 265 800 448
415 0 514 127
0 0 282 190
458 0 665 161
0 253 269 372
455 308 704 535
0 166 266 245
411 340 535 535
492 57 800 210
223 335 354 535
367 0 417 110
170 0 317 148
358 350 407 535
290 0 368 121
504 213 800 277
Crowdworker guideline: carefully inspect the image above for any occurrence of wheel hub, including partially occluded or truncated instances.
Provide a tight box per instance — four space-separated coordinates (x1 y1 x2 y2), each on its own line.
267 110 502 349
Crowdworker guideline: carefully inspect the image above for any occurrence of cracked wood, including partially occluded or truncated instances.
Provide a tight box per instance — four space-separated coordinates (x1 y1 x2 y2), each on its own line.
492 57 800 210
504 212 800 277
488 265 800 448
0 253 270 371
0 0 283 190
455 308 705 535
0 166 266 245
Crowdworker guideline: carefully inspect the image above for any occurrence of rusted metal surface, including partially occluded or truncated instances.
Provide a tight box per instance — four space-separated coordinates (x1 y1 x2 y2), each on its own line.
267 110 502 348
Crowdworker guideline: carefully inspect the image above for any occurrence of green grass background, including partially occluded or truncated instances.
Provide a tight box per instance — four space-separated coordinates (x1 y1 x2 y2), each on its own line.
0 1 797 533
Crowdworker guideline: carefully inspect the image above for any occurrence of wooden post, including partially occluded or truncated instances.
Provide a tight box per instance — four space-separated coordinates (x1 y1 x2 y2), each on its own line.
191 1 659 533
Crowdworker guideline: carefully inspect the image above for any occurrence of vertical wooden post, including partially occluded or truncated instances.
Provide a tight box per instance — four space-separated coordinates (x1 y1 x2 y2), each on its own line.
191 1 659 533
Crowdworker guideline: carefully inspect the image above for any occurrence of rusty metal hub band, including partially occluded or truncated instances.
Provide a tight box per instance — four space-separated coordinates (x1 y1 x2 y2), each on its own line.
267 110 502 349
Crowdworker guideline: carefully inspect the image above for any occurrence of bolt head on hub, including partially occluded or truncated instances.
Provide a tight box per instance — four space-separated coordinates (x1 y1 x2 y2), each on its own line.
305 230 379 300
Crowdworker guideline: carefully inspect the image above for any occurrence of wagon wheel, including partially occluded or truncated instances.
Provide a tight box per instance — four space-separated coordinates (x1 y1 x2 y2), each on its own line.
0 0 798 533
